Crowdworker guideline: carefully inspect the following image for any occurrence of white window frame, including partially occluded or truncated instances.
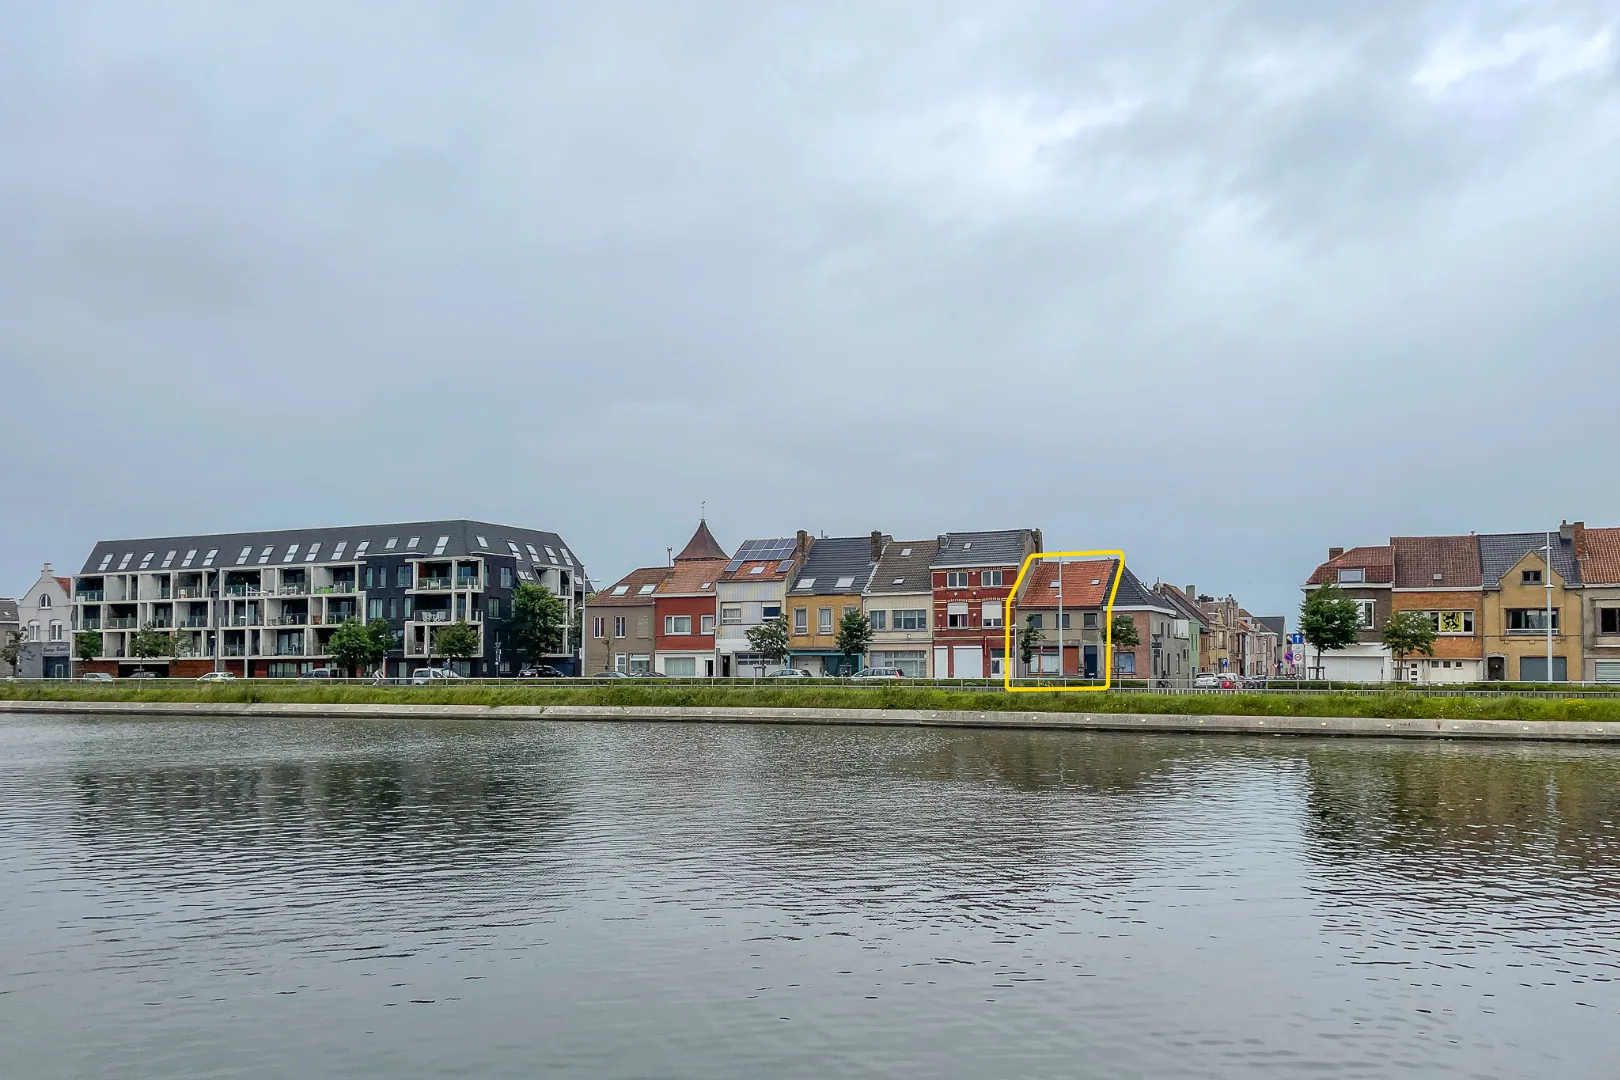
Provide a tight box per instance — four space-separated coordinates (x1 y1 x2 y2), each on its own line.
1353 599 1376 628
947 601 970 629
981 570 1004 587
981 601 1003 628
894 609 926 631
720 604 743 625
614 615 627 638
945 572 970 589
868 609 887 631
793 608 809 635
1337 568 1364 584
700 614 715 635
665 615 693 635
817 607 833 634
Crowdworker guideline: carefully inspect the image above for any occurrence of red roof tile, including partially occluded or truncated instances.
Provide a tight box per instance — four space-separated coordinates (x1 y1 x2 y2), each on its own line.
1016 559 1118 608
1391 535 1481 589
674 520 728 562
1305 545 1394 586
1578 526 1620 585
591 566 668 606
656 558 728 596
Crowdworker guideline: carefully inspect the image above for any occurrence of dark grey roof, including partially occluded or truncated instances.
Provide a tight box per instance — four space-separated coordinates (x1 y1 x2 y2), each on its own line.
0 599 17 624
1111 566 1179 612
1256 615 1286 638
788 535 884 596
867 539 939 595
75 519 584 579
931 529 1035 569
1477 531 1579 588
1152 583 1210 627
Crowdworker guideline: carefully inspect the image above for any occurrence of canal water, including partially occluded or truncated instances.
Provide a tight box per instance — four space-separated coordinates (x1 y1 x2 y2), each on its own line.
1 714 1617 1079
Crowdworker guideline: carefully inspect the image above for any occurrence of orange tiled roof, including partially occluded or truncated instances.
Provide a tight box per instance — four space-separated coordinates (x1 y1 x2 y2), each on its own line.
1391 535 1481 588
1306 545 1394 586
657 558 727 596
1578 526 1620 585
591 566 668 606
1016 559 1118 608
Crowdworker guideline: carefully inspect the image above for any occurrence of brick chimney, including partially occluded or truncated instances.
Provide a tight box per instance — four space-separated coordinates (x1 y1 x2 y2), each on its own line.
1184 585 1196 599
1328 547 1344 560
870 530 884 561
1030 528 1043 553
794 530 811 562
1560 520 1580 543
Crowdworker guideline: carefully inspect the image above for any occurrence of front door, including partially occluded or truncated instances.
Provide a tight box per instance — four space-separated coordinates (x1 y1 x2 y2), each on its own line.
1083 645 1099 679
1486 655 1505 681
934 646 950 678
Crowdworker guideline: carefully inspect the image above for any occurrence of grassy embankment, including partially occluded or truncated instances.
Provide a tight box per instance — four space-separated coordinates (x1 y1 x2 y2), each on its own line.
3 682 1619 723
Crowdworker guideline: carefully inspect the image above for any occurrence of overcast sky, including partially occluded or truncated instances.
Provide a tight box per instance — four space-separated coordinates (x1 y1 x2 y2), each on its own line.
3 1 1617 620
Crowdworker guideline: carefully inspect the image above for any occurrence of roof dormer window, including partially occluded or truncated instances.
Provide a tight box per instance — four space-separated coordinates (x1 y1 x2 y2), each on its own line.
1336 568 1364 584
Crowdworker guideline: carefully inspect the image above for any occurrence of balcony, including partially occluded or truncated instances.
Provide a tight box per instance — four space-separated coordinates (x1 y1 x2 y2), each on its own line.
76 590 105 602
416 610 453 623
176 587 206 599
106 618 137 629
276 614 306 626
225 585 262 597
81 619 102 630
149 618 174 629
182 617 209 628
278 583 309 596
223 646 246 657
416 578 452 591
232 615 262 627
315 583 357 595
455 576 483 590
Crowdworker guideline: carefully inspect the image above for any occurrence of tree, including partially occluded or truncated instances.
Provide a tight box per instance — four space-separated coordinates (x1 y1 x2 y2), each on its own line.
1018 616 1045 672
329 617 392 677
1110 614 1140 650
507 583 566 663
1299 583 1362 679
1382 611 1437 682
1 630 24 675
834 609 874 674
432 620 481 666
74 631 103 667
129 623 173 671
745 615 791 666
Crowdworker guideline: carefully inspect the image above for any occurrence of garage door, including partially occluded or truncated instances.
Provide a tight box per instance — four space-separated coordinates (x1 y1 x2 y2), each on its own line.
952 646 984 679
1597 660 1620 684
1521 656 1569 681
1323 655 1386 683
934 647 949 678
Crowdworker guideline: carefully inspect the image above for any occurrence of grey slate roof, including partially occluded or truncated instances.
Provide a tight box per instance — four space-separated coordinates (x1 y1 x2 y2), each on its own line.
1110 566 1179 612
932 529 1035 569
75 519 583 578
1153 583 1210 627
788 535 885 596
1256 615 1286 638
867 539 939 595
1477 531 1580 588
0 598 17 625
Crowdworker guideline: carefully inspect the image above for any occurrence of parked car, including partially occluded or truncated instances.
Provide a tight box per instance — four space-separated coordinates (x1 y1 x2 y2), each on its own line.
126 671 159 680
81 672 115 682
591 670 633 679
636 670 670 678
1193 673 1239 690
197 671 237 682
851 667 905 679
411 668 464 685
300 668 338 680
519 665 566 678
765 668 813 678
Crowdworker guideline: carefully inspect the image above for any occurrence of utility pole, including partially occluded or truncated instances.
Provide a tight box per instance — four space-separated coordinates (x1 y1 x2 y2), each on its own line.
1055 558 1063 683
1546 531 1555 684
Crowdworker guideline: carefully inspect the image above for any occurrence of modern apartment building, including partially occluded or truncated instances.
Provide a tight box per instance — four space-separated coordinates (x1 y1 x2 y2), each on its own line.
71 520 586 678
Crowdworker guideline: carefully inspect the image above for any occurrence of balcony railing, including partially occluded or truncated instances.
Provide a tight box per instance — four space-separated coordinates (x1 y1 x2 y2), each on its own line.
232 616 261 627
416 610 453 623
81 620 102 630
149 619 173 628
176 587 206 599
225 585 262 597
223 646 246 657
278 583 308 596
1505 627 1561 636
276 614 306 626
317 612 358 625
76 590 105 602
106 618 137 629
182 617 209 628
315 583 357 595
456 576 482 589
417 578 452 591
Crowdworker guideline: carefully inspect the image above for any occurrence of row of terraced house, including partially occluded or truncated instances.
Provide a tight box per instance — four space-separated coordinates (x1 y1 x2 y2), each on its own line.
586 522 1284 680
1303 521 1620 683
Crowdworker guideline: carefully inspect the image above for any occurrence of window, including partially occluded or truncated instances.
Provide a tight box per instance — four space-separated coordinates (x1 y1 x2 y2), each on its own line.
793 608 809 634
612 585 630 596
385 538 399 550
818 607 833 634
50 621 63 641
1337 568 1364 584
1061 613 1071 630
27 621 39 641
38 594 50 608
1353 599 1376 628
947 601 970 628
332 542 347 559
369 599 384 619
1507 608 1559 632
1522 569 1543 584
664 657 697 677
1027 613 1043 630
894 609 926 630
614 616 627 638
258 547 273 564
487 598 500 619
433 536 449 555
665 615 693 635
403 598 413 617
628 654 650 674
593 616 606 638
182 549 198 568
305 543 320 562
283 545 299 563
868 610 887 631
1083 612 1099 629
354 542 369 557
161 550 176 568
796 577 816 590
1115 651 1137 675
945 572 971 589
749 566 765 575
1032 652 1060 674
476 535 489 549
700 614 715 635
98 554 113 571
835 575 856 590
406 536 420 549
721 605 742 624
981 601 1002 628
762 604 781 619
389 598 400 619
1602 608 1620 635
119 553 133 570
140 552 154 569
982 570 1003 587
501 567 514 589
638 584 656 595
1425 610 1475 634
397 566 410 588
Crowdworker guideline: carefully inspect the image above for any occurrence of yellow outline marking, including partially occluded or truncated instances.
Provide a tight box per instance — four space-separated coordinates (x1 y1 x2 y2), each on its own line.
1002 550 1125 693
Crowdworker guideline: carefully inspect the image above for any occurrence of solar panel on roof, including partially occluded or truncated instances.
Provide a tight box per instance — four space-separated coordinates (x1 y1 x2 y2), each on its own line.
726 537 794 573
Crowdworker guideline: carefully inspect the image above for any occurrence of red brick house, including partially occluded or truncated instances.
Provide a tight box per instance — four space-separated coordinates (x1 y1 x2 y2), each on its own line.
653 520 728 677
930 528 1041 679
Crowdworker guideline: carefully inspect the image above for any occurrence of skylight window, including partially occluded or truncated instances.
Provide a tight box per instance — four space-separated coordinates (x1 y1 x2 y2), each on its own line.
560 548 574 566
433 536 449 555
1091 579 1101 586
181 549 197 568
118 554 132 570
283 544 300 563
302 543 318 562
98 554 113 571
508 541 522 555
701 582 713 590
237 547 252 565
1049 581 1061 588
385 538 398 550
900 548 912 556
259 546 274 564
203 549 217 566
406 536 420 549
638 584 656 595
161 550 176 568
797 577 815 590
544 547 557 559
612 585 630 596
332 541 347 559
476 535 489 548
835 576 855 589
139 552 154 569
892 577 904 585
963 541 972 550
749 566 765 575
354 541 370 556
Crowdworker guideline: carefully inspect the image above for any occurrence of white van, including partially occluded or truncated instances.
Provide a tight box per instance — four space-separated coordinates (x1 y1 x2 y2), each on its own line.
411 668 464 685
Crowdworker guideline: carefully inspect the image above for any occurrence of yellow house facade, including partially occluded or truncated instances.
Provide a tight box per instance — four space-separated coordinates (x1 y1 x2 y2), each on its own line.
785 533 886 675
1480 536 1581 682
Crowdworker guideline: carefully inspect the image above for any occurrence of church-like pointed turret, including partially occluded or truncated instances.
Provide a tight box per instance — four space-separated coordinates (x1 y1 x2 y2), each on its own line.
674 519 728 562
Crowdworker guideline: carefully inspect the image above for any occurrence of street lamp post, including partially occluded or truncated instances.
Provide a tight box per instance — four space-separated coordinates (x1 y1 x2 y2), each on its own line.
1545 531 1555 684
1055 559 1063 683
